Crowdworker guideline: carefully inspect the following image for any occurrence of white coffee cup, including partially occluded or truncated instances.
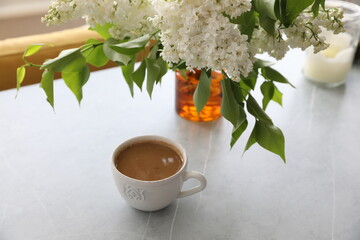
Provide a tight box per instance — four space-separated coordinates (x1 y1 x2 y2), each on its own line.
111 135 207 211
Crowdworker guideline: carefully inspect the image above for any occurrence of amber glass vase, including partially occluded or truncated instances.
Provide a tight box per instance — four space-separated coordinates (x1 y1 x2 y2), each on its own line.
175 69 223 122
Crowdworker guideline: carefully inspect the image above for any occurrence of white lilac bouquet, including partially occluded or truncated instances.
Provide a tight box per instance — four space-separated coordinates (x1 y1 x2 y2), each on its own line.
17 0 344 162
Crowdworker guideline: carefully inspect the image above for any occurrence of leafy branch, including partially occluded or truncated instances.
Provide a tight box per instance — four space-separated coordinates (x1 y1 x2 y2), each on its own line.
16 0 327 162
16 34 293 162
16 32 164 107
220 59 292 162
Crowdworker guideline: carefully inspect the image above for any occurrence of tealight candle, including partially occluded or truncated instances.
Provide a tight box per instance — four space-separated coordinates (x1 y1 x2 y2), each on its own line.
303 1 360 87
304 31 355 85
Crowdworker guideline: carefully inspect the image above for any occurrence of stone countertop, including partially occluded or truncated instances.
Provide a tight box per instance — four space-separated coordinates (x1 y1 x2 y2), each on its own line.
0 50 359 240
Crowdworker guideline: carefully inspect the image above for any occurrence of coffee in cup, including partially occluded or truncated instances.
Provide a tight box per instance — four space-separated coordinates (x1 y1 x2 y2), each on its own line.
114 140 183 181
111 135 207 211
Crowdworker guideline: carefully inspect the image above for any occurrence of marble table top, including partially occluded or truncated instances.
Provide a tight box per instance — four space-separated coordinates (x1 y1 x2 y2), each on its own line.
0 50 359 240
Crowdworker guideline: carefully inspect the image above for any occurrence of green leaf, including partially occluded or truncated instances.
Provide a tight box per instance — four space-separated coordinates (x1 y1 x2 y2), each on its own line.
261 81 283 108
23 44 52 59
179 69 187 80
103 38 132 65
239 80 251 98
254 0 277 20
285 0 315 25
254 120 286 163
229 80 245 105
231 10 256 41
220 78 246 128
156 57 168 83
253 59 275 68
121 56 137 97
147 43 159 60
24 45 43 57
132 59 146 89
62 64 90 103
89 23 113 40
274 0 281 20
276 0 291 27
145 58 160 97
231 120 248 148
16 66 26 91
246 94 273 125
241 70 258 90
171 60 187 70
83 39 108 67
244 126 257 152
311 0 325 16
259 13 276 36
261 66 294 87
110 34 150 55
193 70 211 113
41 49 85 72
260 81 275 110
40 69 54 108
62 53 86 73
272 84 283 106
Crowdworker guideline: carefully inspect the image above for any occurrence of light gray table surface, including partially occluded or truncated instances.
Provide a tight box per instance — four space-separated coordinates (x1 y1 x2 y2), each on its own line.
0 50 359 240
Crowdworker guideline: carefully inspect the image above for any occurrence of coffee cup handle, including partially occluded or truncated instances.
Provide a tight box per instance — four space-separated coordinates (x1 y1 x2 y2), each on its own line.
178 171 207 198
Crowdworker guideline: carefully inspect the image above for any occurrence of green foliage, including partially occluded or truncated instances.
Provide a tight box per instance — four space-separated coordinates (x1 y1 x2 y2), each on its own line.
260 81 274 110
254 120 286 162
245 127 257 152
16 18 303 162
221 78 248 148
62 65 90 104
103 38 132 65
285 0 315 24
89 23 113 40
193 70 212 113
259 13 276 36
260 81 283 110
83 39 108 67
121 56 137 97
272 84 283 106
231 120 248 148
41 49 86 72
275 0 322 27
245 94 286 162
241 71 258 90
229 0 320 39
254 0 277 20
23 44 53 59
40 69 54 108
261 66 295 87
221 78 246 128
145 58 161 97
220 72 286 161
110 34 151 55
156 58 168 83
132 59 146 89
230 10 257 41
312 0 325 16
253 59 275 68
246 94 273 125
16 66 26 92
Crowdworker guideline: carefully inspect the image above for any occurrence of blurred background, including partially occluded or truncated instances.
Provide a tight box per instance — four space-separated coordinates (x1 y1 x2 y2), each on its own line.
0 0 85 39
0 0 359 39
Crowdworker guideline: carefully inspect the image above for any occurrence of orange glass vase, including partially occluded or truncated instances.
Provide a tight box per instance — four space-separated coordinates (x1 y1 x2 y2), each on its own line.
175 69 222 122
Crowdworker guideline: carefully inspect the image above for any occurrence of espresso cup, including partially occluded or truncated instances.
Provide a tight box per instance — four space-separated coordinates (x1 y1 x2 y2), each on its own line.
111 135 207 211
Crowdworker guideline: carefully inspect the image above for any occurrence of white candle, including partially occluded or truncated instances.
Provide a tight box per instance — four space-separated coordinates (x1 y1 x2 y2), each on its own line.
304 30 356 84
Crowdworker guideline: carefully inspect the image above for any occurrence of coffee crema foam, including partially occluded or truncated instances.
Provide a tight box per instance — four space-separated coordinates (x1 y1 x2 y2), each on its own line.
115 141 183 181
